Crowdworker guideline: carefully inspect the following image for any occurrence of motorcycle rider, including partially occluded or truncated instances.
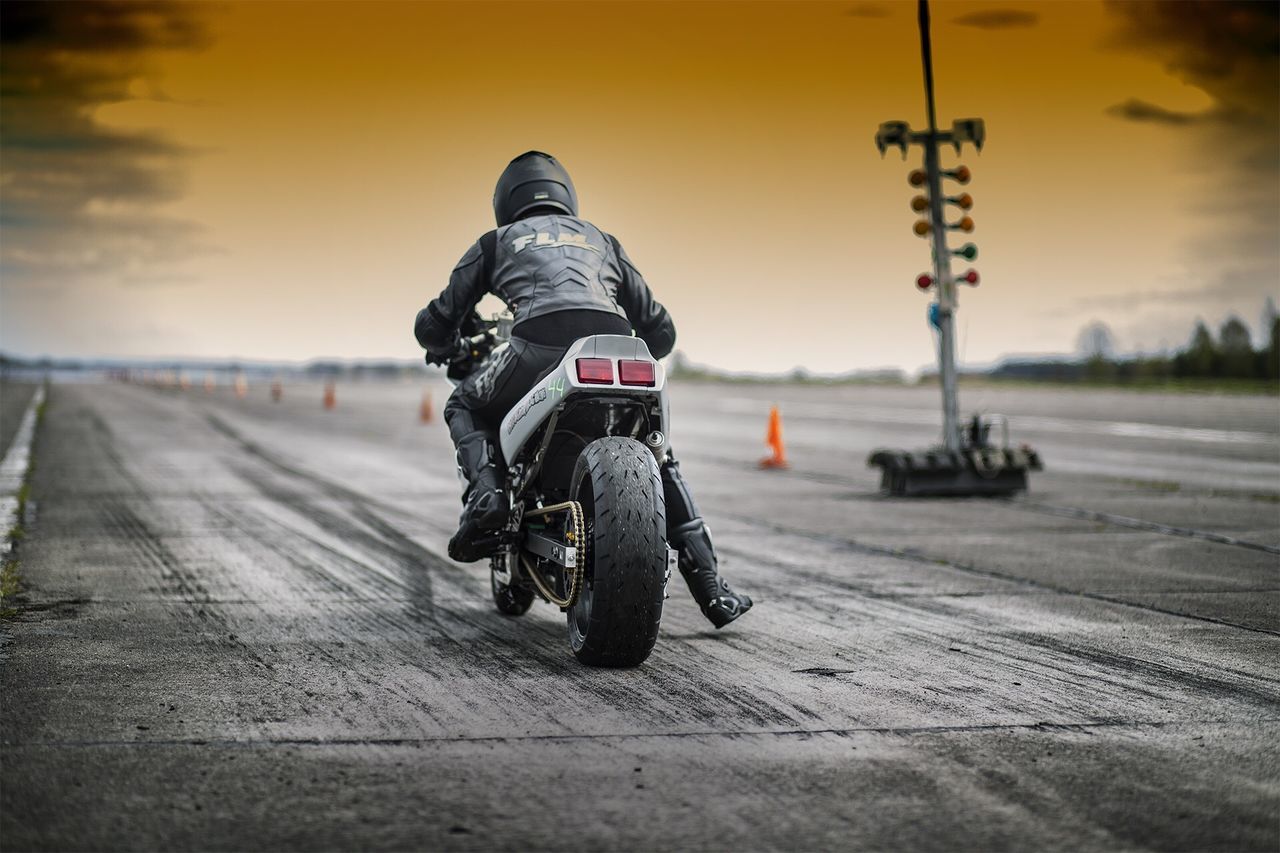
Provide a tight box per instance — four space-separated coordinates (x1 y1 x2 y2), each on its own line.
414 151 752 628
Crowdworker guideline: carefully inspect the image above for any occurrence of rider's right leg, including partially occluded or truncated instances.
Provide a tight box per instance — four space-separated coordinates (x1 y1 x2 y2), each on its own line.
661 454 753 628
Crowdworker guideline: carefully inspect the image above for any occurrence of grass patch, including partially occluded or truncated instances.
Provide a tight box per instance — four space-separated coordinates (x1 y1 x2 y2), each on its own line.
2 486 30 619
1119 478 1182 493
1116 479 1280 503
0 559 20 619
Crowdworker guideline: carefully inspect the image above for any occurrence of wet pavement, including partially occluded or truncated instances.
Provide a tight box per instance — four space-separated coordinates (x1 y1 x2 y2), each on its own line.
2 379 1277 850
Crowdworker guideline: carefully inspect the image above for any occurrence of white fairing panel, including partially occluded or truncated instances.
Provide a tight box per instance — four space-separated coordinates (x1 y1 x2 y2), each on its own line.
498 335 669 464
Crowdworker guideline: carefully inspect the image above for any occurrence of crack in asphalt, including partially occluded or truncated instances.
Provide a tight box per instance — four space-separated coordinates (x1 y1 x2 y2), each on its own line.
1000 499 1280 555
30 586 1277 606
9 716 1279 750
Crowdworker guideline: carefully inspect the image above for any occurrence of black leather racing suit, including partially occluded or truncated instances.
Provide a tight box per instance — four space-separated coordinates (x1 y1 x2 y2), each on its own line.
415 213 674 440
414 213 752 627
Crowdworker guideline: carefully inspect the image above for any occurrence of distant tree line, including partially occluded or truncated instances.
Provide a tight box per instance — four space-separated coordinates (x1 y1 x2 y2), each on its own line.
995 308 1280 386
1132 315 1273 382
1167 316 1276 380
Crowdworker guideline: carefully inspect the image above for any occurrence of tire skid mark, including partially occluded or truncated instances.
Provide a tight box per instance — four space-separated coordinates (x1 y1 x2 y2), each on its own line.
295 642 452 732
199 494 465 680
693 450 1279 554
650 638 807 728
198 417 717 724
86 389 1280 730
85 409 147 498
220 461 442 611
205 487 410 602
1006 632 1280 710
76 388 328 694
204 412 408 520
717 536 1280 715
201 409 815 727
98 498 288 682
202 412 467 612
30 385 1278 751
204 412 560 655
719 511 1280 637
200 393 1270 730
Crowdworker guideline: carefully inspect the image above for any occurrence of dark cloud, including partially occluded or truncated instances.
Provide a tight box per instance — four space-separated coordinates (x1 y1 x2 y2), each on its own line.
952 10 1039 29
1103 1 1278 134
1104 1 1279 314
1106 98 1199 126
844 3 892 19
0 2 216 290
1105 1 1278 118
1 1 210 52
1104 98 1259 127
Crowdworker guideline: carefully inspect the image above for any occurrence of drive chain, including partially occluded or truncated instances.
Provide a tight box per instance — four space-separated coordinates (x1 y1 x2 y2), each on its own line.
519 500 585 608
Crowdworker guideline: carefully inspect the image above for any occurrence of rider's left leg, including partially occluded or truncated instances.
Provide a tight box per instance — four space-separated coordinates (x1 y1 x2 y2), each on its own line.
447 429 508 562
441 339 566 563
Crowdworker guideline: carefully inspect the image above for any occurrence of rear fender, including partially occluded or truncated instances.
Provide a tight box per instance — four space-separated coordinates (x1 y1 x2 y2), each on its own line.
499 335 669 464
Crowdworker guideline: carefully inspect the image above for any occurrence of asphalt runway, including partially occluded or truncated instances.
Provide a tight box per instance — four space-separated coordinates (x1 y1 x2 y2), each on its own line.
2 378 1277 850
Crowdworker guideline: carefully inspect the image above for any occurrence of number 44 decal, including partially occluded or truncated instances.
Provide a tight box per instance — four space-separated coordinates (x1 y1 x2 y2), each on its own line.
547 376 566 398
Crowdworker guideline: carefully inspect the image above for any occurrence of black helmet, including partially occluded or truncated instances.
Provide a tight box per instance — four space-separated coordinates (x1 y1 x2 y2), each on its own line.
493 151 578 226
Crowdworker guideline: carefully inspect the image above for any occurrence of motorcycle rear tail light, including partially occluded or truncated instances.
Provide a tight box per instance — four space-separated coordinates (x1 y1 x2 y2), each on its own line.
576 358 614 384
618 359 656 387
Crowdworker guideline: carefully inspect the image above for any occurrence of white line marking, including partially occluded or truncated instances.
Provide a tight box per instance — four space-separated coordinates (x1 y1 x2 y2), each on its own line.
1 385 46 556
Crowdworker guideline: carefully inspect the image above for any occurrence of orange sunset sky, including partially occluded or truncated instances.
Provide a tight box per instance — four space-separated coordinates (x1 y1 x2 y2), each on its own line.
2 1 1277 373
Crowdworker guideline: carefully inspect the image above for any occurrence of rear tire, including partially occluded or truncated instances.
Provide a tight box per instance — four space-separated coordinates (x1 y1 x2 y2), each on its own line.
567 437 667 667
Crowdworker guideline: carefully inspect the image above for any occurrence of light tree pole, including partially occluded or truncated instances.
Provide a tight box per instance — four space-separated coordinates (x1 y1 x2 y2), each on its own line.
868 0 1041 496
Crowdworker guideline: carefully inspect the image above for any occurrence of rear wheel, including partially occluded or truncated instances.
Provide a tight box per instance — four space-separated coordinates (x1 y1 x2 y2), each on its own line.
567 437 666 666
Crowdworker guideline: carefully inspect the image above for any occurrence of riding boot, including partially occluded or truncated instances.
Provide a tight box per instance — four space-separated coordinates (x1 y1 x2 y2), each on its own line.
661 456 753 628
448 431 509 563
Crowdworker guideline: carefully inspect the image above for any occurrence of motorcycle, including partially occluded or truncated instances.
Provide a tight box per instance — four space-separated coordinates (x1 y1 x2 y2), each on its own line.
444 313 674 667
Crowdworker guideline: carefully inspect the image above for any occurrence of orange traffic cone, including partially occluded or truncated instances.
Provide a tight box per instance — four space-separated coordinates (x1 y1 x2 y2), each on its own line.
759 405 789 469
204 373 215 393
419 390 434 424
233 374 248 398
270 380 283 402
323 381 336 410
